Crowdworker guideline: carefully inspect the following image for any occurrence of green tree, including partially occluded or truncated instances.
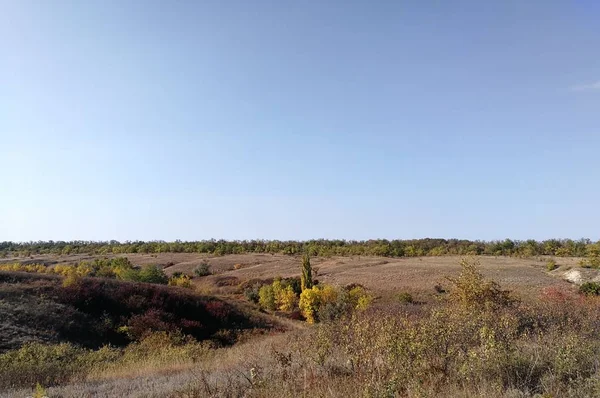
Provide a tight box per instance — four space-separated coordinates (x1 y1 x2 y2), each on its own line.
258 285 276 310
138 265 169 284
301 254 313 291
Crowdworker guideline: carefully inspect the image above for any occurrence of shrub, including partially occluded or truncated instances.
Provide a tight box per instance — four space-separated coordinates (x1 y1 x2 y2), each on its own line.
194 262 211 277
118 267 141 282
546 259 558 271
0 342 86 389
319 289 353 322
298 284 373 323
168 274 193 288
244 283 262 304
397 292 414 304
447 258 514 310
347 285 373 310
62 270 81 288
139 265 169 284
54 277 258 346
579 282 600 296
33 383 48 398
580 256 600 269
124 309 177 340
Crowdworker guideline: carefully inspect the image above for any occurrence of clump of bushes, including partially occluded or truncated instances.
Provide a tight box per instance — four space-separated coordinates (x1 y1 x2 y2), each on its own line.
0 332 212 390
168 273 193 288
446 258 514 310
580 256 600 269
243 282 262 304
0 258 173 287
0 342 91 389
119 264 169 284
46 276 261 348
249 275 372 323
579 282 600 296
0 262 93 277
299 284 372 323
248 255 373 323
257 277 301 312
194 262 211 277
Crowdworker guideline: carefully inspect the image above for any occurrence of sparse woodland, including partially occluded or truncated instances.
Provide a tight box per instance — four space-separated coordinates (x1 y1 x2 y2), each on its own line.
2 238 600 258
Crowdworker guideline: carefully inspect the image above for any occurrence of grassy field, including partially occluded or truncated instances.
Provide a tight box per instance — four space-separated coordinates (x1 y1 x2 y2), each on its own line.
1 252 587 295
2 254 600 397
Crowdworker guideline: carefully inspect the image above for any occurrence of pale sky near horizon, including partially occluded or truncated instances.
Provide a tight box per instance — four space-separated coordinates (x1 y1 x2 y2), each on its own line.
1 1 599 242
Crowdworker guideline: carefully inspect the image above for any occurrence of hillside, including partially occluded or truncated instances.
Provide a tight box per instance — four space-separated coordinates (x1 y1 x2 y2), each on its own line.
0 271 273 353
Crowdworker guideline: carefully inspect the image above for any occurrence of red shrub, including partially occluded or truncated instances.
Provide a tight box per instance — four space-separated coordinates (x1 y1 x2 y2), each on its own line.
126 309 176 340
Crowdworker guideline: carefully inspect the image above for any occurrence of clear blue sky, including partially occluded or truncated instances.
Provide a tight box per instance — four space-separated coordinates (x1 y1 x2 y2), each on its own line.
1 1 599 242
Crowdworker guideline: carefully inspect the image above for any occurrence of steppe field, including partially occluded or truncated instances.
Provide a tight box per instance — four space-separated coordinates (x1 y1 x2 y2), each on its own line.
0 252 587 297
2 252 600 398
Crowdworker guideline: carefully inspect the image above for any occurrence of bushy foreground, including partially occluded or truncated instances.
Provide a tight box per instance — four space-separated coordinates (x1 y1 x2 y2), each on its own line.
0 332 214 391
170 262 600 397
4 260 600 397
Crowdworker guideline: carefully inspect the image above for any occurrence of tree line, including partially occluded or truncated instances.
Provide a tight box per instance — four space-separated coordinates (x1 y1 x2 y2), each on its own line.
1 238 599 258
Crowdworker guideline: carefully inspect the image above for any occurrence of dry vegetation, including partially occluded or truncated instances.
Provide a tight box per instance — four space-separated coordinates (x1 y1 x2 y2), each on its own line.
3 253 600 397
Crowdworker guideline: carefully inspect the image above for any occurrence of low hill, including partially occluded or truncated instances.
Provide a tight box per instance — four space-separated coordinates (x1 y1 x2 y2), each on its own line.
0 271 271 353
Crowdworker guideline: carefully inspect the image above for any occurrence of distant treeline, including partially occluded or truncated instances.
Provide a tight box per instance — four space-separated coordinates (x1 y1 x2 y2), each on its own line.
1 238 599 258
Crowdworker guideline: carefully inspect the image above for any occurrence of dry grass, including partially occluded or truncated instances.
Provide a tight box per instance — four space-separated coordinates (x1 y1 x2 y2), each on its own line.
3 255 599 397
2 253 584 297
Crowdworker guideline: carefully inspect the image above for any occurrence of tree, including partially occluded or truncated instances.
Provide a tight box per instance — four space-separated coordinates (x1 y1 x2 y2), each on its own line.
299 286 321 323
277 286 298 311
258 285 276 311
138 265 168 284
301 254 313 291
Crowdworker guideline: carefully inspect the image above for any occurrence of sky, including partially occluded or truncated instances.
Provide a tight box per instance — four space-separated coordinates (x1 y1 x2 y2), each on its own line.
1 0 599 242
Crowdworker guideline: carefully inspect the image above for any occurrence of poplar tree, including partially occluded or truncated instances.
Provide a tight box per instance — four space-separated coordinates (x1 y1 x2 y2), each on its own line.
301 253 313 291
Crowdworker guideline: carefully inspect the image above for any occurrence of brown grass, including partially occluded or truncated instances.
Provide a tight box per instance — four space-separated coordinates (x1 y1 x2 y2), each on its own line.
2 253 583 297
2 254 597 397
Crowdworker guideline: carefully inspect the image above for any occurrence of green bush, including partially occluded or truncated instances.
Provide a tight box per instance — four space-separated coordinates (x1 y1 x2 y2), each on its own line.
0 342 88 389
447 258 514 310
194 262 211 277
580 256 600 269
0 332 212 390
258 285 276 311
139 265 169 284
579 282 600 296
117 265 168 285
244 283 262 303
168 274 192 288
118 267 141 282
397 292 414 304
